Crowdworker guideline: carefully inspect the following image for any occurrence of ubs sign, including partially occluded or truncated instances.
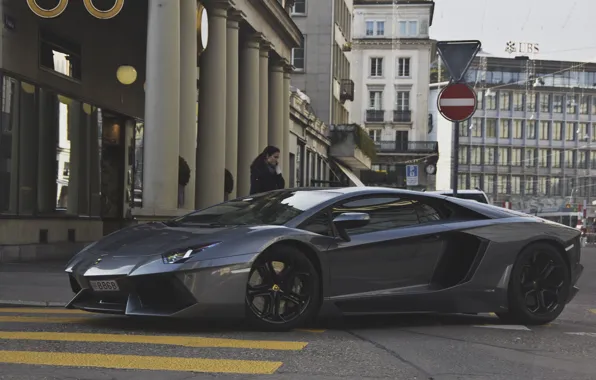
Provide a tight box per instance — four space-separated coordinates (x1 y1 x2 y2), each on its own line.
505 41 540 55
27 0 124 19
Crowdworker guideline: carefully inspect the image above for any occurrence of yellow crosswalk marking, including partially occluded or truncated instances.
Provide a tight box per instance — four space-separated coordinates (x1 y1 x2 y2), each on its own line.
0 331 308 350
294 328 326 333
0 307 89 315
589 309 596 315
0 316 98 324
0 351 282 374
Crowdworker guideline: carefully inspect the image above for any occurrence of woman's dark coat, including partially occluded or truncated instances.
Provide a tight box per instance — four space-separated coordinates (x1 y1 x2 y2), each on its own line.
249 160 285 195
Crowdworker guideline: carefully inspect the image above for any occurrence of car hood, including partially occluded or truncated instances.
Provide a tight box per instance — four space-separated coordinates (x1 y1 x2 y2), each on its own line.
85 222 253 257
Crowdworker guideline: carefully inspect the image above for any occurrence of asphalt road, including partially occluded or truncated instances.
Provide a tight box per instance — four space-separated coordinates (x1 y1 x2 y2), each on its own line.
1 249 595 380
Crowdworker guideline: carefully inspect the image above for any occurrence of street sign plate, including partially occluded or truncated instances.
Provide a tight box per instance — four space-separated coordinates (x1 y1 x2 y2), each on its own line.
436 40 481 83
437 83 477 122
406 165 418 186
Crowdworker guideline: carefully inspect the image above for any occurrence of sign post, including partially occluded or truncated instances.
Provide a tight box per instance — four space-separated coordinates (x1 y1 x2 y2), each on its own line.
406 165 419 186
435 40 481 197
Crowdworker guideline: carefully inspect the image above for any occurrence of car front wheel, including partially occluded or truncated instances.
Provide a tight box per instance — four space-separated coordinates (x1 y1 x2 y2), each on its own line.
245 245 321 331
497 242 570 325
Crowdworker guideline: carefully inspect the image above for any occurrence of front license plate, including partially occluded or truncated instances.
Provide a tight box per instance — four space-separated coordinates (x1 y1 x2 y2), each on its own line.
89 280 120 292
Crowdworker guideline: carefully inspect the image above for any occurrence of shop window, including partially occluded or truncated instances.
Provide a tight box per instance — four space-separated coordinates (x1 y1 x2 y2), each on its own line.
0 74 101 216
39 30 82 81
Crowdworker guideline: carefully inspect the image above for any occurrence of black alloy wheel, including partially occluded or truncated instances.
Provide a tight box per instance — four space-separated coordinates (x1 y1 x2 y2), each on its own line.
245 245 320 331
498 242 570 325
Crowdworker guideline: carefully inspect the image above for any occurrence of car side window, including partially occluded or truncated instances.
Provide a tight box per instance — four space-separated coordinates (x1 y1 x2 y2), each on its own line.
416 203 442 223
331 196 420 235
301 211 332 236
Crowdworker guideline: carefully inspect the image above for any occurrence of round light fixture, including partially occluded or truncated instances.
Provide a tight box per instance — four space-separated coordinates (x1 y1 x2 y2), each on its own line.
57 95 72 105
83 0 125 20
20 82 35 94
116 65 137 85
425 164 436 175
197 4 209 52
26 0 68 19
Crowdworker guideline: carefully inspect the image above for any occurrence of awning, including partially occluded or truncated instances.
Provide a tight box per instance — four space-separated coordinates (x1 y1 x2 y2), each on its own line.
335 161 365 187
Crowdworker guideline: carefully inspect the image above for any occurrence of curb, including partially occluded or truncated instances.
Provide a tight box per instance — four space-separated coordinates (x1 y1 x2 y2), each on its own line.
0 300 68 307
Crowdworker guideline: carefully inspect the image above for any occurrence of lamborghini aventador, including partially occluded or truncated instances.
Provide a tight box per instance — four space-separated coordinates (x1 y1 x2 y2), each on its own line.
64 187 584 331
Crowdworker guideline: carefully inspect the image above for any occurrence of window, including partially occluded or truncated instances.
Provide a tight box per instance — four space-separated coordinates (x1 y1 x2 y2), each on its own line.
395 91 409 111
499 120 509 138
470 147 482 164
552 121 563 140
525 176 535 195
527 93 536 112
538 149 548 167
39 30 82 81
539 121 549 140
565 150 575 168
368 90 383 109
365 20 385 36
484 147 496 165
398 21 418 37
567 95 578 114
525 148 536 167
368 129 382 141
513 93 524 111
580 95 589 114
459 146 469 163
566 122 576 141
485 91 496 110
552 150 562 168
291 0 306 14
499 92 511 111
301 211 332 236
511 148 522 166
370 58 383 77
498 147 509 165
553 94 563 113
0 75 103 216
526 120 536 139
396 58 411 77
512 120 523 139
511 176 522 194
331 196 440 235
540 93 551 112
291 45 305 71
486 119 497 137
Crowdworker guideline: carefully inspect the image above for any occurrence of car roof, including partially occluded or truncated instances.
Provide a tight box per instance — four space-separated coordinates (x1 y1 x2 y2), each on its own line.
285 186 447 199
429 189 487 194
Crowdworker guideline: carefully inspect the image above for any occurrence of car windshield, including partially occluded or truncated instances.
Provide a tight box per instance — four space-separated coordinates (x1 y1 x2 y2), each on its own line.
171 190 340 226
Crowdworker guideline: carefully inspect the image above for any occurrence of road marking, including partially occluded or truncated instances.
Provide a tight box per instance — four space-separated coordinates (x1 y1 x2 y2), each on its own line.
0 307 89 315
0 350 282 374
0 331 308 351
473 325 532 331
0 316 100 324
589 309 596 315
565 332 596 337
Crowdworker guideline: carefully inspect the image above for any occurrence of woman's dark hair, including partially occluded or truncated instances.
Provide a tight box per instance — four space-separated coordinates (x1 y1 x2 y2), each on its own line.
251 145 280 168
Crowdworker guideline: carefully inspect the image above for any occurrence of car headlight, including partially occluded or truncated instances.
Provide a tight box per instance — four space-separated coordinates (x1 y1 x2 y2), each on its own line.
161 242 222 264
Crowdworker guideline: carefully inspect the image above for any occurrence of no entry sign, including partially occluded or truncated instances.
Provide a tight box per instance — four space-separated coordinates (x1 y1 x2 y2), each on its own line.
437 83 477 122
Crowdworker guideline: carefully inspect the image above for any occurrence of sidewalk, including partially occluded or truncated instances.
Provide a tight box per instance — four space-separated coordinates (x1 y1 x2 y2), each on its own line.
0 262 73 306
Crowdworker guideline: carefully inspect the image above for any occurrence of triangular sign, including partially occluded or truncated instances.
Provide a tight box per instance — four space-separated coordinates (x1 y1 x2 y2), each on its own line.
436 40 482 83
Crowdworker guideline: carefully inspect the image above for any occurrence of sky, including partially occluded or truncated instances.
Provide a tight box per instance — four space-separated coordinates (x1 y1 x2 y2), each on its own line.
429 0 596 63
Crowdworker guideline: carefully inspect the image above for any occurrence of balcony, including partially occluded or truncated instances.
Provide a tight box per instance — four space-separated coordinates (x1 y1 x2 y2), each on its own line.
365 109 384 123
393 110 412 122
340 79 354 102
328 124 375 170
375 140 438 154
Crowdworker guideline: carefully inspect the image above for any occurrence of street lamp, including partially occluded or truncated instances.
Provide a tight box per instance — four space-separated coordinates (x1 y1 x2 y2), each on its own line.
116 65 137 85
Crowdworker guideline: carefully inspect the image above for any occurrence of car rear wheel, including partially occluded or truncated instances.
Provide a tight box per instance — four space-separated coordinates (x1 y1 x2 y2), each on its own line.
497 242 570 325
245 245 320 331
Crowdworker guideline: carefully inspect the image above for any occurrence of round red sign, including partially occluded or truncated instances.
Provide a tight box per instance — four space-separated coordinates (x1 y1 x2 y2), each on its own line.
437 83 477 122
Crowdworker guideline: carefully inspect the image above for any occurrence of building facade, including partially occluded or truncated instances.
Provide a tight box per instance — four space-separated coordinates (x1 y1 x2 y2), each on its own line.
289 0 354 125
351 0 436 189
0 0 301 261
430 53 596 225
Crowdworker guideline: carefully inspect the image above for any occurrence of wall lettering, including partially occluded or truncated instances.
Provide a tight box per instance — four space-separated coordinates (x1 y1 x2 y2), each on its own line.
27 0 124 20
505 41 540 55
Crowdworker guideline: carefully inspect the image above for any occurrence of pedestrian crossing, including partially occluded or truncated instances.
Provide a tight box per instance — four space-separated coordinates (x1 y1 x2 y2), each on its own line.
0 306 322 375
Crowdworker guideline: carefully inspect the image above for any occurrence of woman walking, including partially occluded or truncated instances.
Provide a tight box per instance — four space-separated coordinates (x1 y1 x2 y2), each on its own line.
249 146 285 195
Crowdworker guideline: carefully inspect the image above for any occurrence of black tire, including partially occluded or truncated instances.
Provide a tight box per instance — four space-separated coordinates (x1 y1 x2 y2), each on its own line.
244 245 321 332
497 242 570 325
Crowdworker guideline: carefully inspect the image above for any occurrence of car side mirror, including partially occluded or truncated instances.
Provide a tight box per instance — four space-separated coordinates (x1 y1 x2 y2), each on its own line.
332 212 370 241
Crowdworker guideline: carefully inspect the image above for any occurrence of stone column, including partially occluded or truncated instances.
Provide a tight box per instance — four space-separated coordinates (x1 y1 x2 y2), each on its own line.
196 1 229 208
236 34 261 197
179 0 198 210
282 67 292 183
268 59 284 152
143 0 180 214
258 42 270 150
225 10 242 199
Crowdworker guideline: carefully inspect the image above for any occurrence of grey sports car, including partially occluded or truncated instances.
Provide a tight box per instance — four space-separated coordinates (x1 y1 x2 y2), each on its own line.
65 187 584 331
